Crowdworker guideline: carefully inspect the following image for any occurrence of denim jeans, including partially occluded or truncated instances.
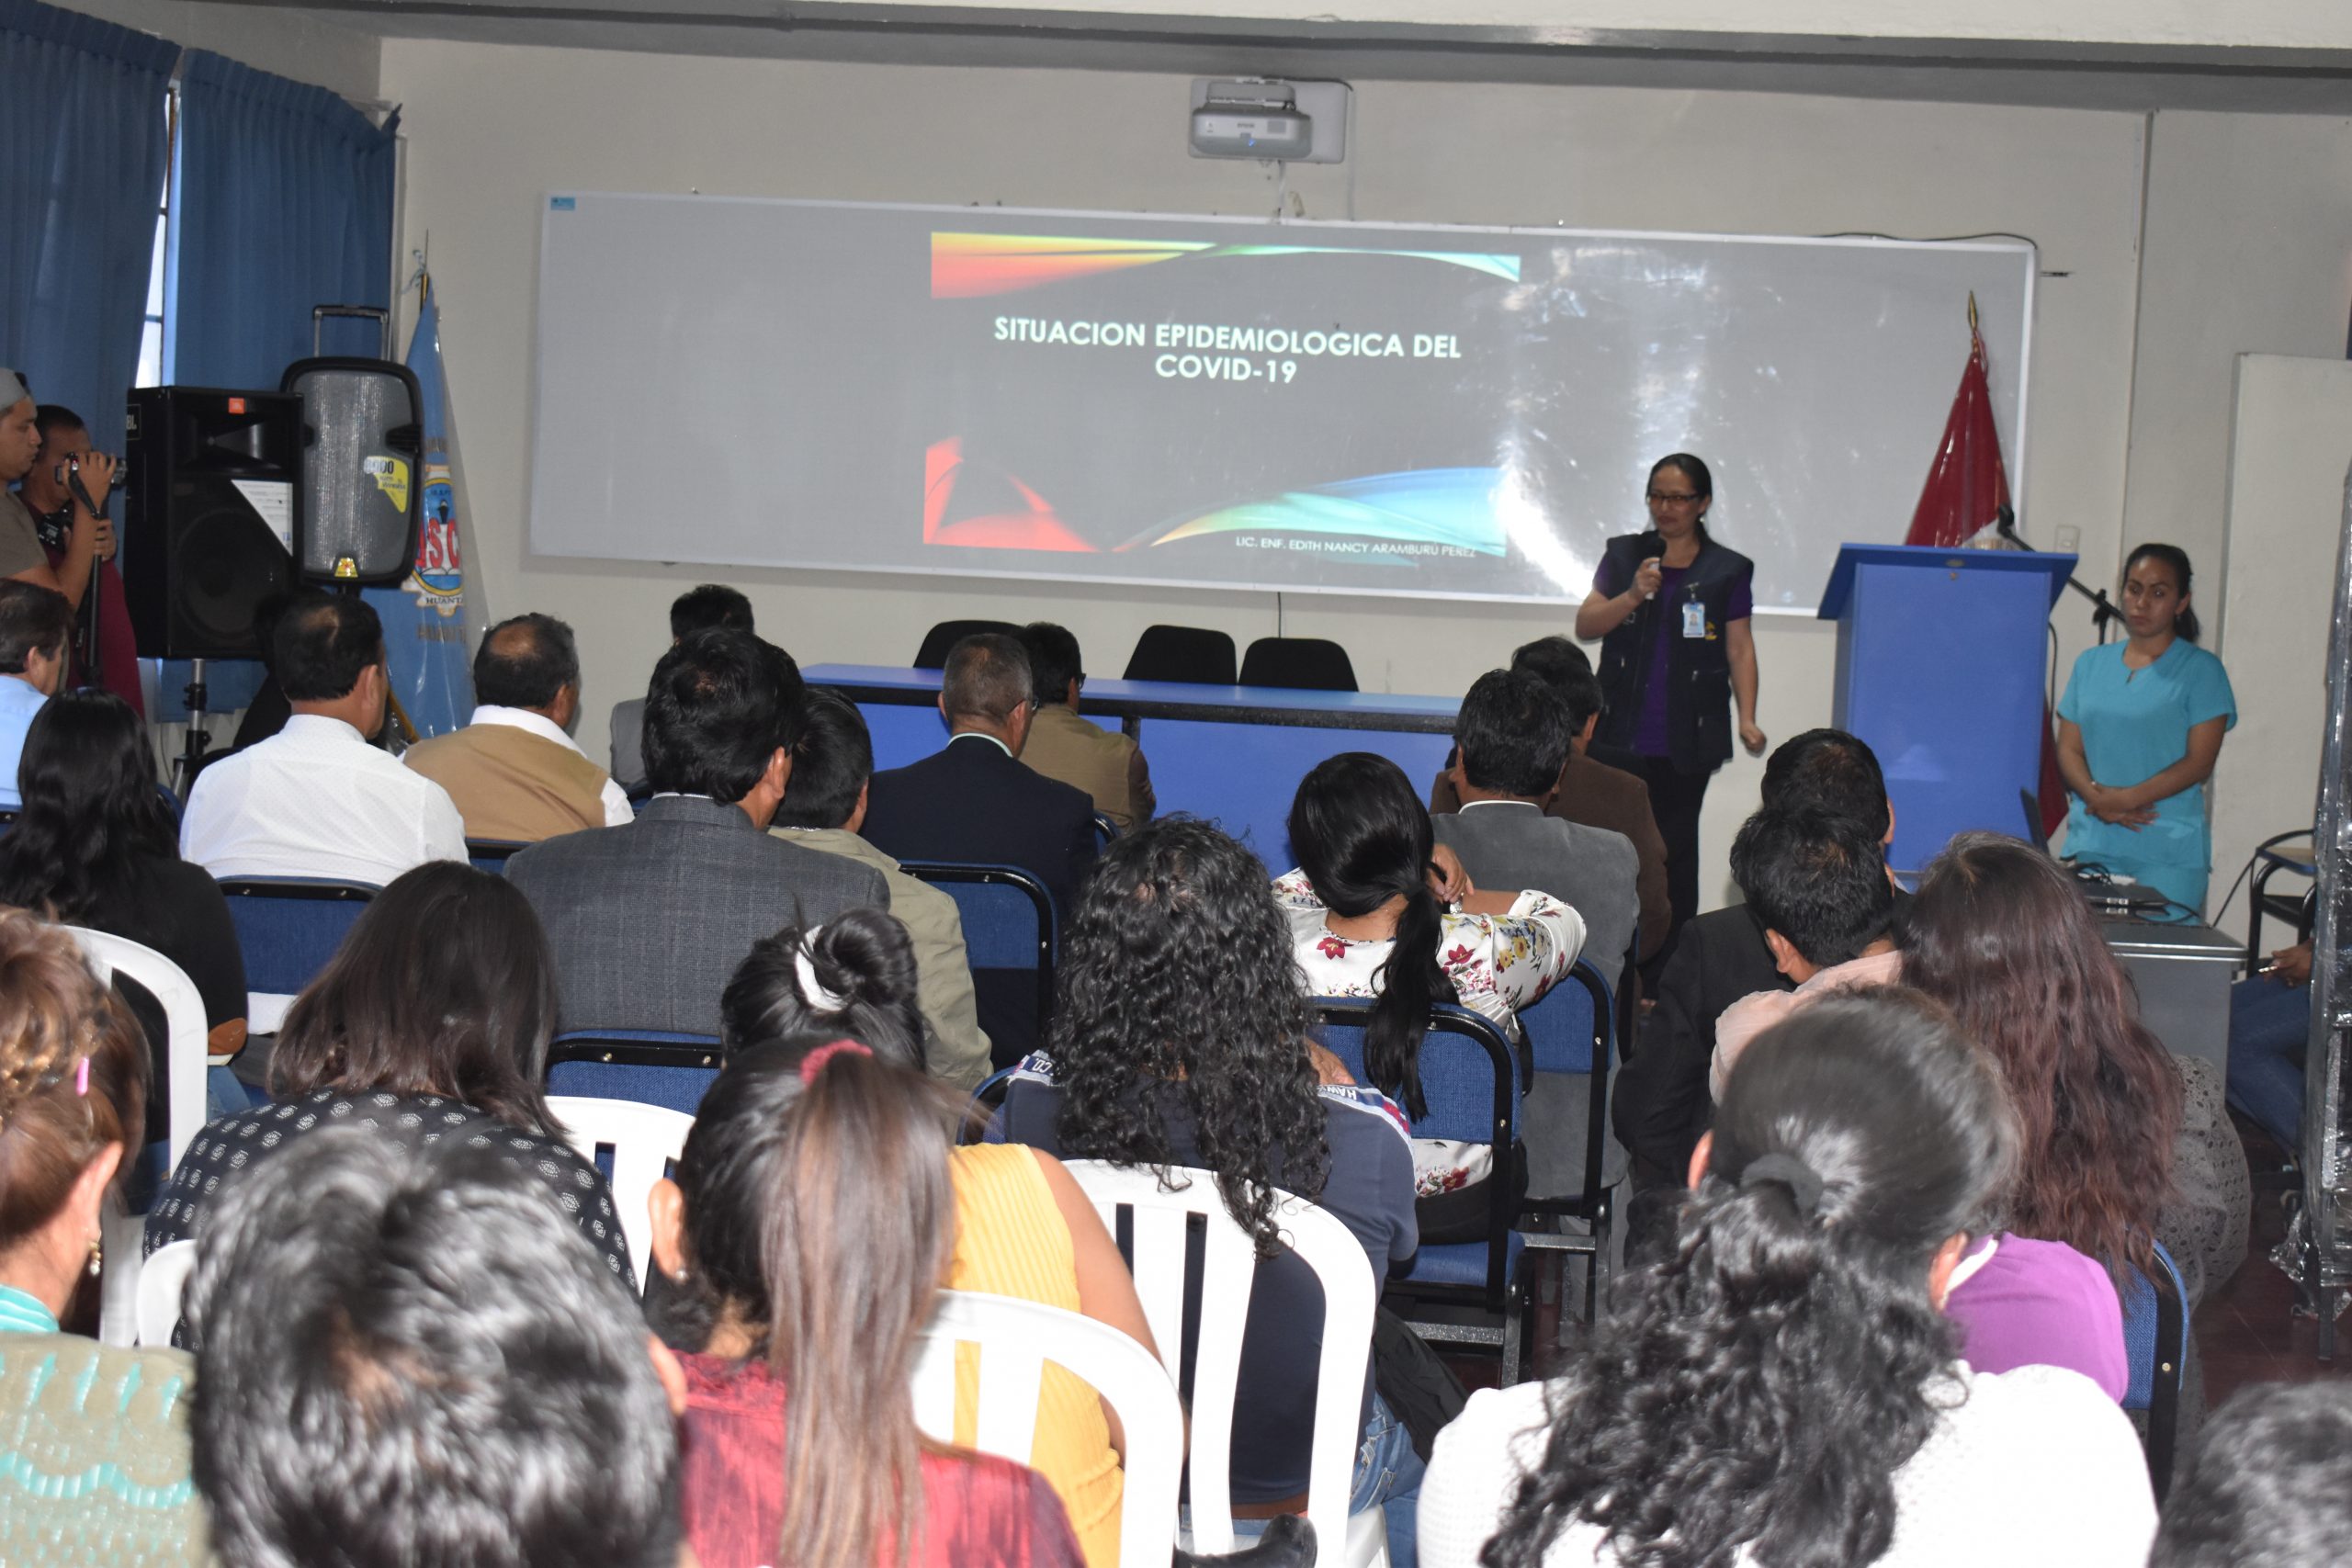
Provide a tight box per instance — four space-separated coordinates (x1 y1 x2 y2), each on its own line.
2227 973 2311 1151
1187 1393 1426 1565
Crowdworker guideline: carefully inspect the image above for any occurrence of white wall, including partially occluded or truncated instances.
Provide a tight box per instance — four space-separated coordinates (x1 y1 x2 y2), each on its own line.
69 0 379 102
379 37 2342 909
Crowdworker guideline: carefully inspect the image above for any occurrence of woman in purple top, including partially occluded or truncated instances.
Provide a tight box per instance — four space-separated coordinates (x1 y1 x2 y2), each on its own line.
1943 1233 2130 1400
1574 454 1765 965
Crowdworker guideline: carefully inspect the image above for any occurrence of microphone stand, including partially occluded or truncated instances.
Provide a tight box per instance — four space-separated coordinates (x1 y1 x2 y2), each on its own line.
1994 508 2120 642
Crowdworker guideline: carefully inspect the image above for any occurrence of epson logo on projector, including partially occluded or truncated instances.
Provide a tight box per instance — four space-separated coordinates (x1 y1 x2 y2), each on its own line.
1189 109 1312 159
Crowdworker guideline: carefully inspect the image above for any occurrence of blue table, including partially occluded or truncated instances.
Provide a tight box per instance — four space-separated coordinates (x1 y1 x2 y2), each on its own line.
802 664 1460 871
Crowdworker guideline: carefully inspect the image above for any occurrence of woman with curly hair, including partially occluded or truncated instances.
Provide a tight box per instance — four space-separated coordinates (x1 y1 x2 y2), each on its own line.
1904 833 2248 1308
1422 990 2156 1568
993 817 1422 1564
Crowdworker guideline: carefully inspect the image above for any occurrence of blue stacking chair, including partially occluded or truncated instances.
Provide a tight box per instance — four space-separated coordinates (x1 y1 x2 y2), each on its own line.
898 863 1057 1070
217 878 377 1001
2120 1238 2190 1498
1090 811 1120 852
466 838 531 874
546 1031 723 1117
1309 998 1540 1381
1515 959 1621 1323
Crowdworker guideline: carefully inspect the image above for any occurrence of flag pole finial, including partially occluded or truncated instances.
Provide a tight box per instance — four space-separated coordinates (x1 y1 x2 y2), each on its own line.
1967 291 1979 334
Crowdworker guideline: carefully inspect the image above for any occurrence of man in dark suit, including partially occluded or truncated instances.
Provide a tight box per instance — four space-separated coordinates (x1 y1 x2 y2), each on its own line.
862 633 1097 1061
508 628 886 1036
1431 635 1670 968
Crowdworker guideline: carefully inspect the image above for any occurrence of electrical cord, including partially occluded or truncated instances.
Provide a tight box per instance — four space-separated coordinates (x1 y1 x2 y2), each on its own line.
2211 829 2319 932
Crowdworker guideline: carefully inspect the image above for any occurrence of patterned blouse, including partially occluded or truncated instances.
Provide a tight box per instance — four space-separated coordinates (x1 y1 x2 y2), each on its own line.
142 1087 631 1283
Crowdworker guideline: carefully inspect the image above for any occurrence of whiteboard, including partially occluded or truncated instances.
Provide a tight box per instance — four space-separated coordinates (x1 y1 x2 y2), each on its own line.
530 194 2031 612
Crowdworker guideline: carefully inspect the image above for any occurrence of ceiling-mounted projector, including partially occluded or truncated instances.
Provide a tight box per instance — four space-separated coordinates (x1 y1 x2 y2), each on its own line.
1189 78 1350 164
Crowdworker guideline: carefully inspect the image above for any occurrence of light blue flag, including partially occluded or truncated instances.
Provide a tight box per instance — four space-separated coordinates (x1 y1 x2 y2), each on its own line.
366 280 478 739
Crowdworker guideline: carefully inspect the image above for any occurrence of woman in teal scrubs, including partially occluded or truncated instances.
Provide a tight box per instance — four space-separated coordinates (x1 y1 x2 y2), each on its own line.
2055 543 2235 917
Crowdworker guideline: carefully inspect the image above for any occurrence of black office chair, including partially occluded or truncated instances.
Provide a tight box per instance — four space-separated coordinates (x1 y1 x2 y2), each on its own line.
1238 637 1358 693
913 620 1023 670
1123 625 1238 685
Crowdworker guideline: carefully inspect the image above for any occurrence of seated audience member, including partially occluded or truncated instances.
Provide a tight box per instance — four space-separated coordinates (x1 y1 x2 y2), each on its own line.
714 920 1148 1567
2225 937 2312 1152
0 579 71 808
768 690 991 1091
994 818 1421 1564
1430 637 1668 964
180 591 468 885
507 630 886 1036
23 404 138 713
184 1131 684 1568
649 1037 1086 1568
144 862 630 1284
0 371 103 610
1420 991 2156 1568
0 690 249 1122
1016 622 1155 831
1278 752 1581 1235
0 909 205 1562
1611 727 1895 1194
1709 805 1901 1098
2150 1382 2352 1568
1905 834 2249 1315
609 581 753 795
402 612 632 840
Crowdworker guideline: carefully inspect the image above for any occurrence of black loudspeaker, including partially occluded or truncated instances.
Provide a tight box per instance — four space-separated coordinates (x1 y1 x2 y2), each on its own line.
280 356 424 585
121 387 302 660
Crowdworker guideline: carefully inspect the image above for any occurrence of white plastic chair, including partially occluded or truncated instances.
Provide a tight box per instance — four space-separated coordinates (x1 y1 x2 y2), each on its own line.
68 929 210 1348
545 1094 694 1292
136 1238 198 1347
911 1289 1183 1568
1062 1160 1388 1567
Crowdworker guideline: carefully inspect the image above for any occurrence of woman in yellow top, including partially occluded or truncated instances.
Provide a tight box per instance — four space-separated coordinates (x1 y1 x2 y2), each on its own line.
702 909 1151 1566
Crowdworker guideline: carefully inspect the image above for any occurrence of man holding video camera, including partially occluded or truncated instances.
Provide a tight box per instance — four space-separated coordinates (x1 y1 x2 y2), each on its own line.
0 370 134 710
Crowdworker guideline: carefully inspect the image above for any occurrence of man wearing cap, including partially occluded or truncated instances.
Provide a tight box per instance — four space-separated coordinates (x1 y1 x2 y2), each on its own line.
0 372 106 612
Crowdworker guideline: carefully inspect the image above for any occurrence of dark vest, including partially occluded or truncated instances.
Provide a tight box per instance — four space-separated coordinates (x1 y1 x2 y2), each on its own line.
1594 530 1753 774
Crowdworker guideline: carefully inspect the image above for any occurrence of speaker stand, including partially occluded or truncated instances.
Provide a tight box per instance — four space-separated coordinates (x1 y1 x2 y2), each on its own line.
172 659 213 797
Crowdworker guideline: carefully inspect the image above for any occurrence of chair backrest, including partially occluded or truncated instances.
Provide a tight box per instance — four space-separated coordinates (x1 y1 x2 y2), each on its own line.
466 838 530 874
545 1095 695 1292
547 1029 722 1116
217 877 376 1006
68 928 209 1174
898 863 1056 1065
914 619 1023 671
1060 1161 1375 1564
136 1238 198 1348
1090 811 1119 852
2120 1237 2189 1497
1238 637 1358 693
911 1289 1183 1568
1124 624 1238 685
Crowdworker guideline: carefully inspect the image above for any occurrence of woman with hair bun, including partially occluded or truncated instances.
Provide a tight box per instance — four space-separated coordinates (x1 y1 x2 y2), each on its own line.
1421 988 2156 1568
722 907 931 1069
2054 542 2235 917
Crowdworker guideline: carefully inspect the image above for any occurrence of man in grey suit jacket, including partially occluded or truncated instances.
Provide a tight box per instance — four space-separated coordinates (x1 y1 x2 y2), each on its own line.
606 583 754 795
1431 666 1640 1201
514 627 886 1036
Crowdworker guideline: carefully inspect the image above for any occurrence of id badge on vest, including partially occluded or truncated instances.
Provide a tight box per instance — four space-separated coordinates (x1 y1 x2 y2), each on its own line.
1681 598 1707 638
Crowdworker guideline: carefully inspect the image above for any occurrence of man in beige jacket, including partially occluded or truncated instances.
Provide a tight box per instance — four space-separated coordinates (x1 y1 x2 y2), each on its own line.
767 687 992 1092
1015 621 1154 832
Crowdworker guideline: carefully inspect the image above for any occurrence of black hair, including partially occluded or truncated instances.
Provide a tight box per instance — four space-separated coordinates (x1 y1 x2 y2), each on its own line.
274 591 383 702
269 862 560 1138
185 1130 681 1568
1484 989 2016 1568
472 613 581 711
0 580 72 673
1018 622 1084 707
1288 752 1456 1120
1729 806 1895 970
1761 728 1892 843
941 633 1033 727
2152 1382 2352 1568
720 909 928 1073
2126 543 2200 643
1649 452 1713 500
1509 636 1604 733
1049 817 1329 1256
0 690 183 922
640 628 798 804
31 404 85 444
669 582 753 641
1455 668 1575 798
772 687 872 831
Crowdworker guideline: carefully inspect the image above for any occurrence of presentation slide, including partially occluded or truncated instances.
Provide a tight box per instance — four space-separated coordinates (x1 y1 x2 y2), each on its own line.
531 197 2032 610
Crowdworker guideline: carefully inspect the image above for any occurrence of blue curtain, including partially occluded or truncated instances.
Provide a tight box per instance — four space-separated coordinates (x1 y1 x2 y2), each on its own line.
0 0 176 434
169 50 398 387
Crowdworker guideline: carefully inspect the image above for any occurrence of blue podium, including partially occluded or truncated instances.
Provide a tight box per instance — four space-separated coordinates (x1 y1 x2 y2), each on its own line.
1818 545 2075 877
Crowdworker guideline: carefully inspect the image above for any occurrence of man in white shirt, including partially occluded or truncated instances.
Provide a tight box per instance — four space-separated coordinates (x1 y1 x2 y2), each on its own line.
182 592 467 885
403 613 631 841
0 580 72 808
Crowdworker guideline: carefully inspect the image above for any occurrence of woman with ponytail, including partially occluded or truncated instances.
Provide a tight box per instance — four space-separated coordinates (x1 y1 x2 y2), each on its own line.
650 1037 1087 1568
1421 989 2156 1568
2054 542 2236 917
1278 753 1582 1227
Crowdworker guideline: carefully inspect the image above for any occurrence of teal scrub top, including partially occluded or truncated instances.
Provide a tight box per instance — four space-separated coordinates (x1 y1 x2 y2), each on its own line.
2057 638 2236 908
